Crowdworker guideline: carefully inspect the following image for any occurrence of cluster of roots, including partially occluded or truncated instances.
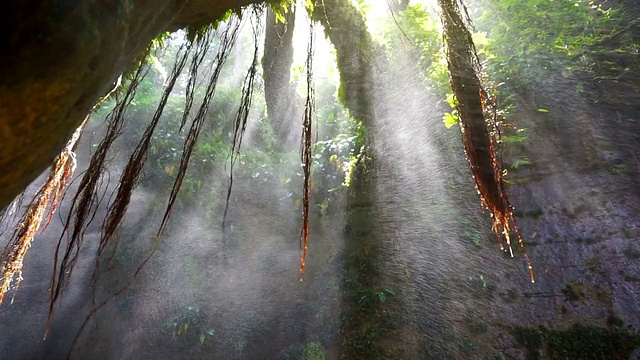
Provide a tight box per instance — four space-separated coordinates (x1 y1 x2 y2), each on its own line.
438 0 534 282
0 2 535 344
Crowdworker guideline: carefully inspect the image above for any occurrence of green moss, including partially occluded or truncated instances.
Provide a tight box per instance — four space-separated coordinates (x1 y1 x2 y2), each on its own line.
302 342 326 360
515 324 640 360
608 163 630 175
460 338 477 354
561 280 610 304
593 287 611 304
512 207 544 219
561 281 586 302
584 258 602 272
514 327 544 360
623 227 638 239
623 244 640 259
466 316 489 335
340 157 403 359
558 304 569 314
607 312 625 328
501 288 519 304
503 177 533 186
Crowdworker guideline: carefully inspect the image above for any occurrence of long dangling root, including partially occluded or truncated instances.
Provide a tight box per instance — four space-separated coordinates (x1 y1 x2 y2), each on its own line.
157 16 242 236
46 61 150 335
223 7 263 228
100 42 192 256
299 19 315 279
0 119 86 306
438 0 534 282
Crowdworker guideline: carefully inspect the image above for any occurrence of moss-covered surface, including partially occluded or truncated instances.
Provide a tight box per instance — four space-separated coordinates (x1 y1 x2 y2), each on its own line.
339 154 404 359
560 280 611 304
514 324 640 360
311 0 376 129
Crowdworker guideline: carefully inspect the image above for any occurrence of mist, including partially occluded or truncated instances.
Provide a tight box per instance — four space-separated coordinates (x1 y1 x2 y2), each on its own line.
2 1 640 359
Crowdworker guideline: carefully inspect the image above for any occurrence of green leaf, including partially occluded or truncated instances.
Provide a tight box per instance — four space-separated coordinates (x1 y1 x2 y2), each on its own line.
378 292 386 303
304 0 314 13
200 335 206 344
384 288 396 296
537 108 550 113
443 112 458 129
274 11 286 24
512 158 532 169
446 93 458 108
149 54 167 84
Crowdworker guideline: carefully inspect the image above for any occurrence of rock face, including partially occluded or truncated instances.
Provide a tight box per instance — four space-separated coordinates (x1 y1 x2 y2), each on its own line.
484 78 640 358
0 0 257 209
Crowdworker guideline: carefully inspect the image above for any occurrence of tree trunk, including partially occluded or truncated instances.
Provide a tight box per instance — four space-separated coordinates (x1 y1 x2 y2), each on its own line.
262 7 301 149
312 0 376 128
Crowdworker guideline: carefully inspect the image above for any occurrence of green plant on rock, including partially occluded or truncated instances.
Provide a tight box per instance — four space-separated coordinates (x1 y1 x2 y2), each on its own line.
302 342 326 360
473 0 632 93
164 305 216 347
514 324 640 360
380 3 450 92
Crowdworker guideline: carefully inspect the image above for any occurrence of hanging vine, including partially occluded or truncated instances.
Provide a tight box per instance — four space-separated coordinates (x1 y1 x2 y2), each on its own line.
299 18 315 279
46 62 149 320
1 119 85 307
438 0 534 282
223 7 263 228
157 16 242 236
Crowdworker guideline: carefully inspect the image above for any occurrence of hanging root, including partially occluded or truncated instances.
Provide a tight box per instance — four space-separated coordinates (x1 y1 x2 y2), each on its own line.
223 7 263 228
299 19 315 279
45 61 150 334
181 30 214 131
100 41 192 256
438 0 534 282
1 119 85 306
157 16 242 236
63 16 253 355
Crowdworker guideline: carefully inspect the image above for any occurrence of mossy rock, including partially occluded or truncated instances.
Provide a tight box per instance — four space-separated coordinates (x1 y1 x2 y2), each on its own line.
514 324 640 360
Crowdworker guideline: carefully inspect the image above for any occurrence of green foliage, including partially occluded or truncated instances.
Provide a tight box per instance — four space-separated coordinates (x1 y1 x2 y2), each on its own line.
341 168 403 359
268 0 295 23
302 342 326 360
457 215 484 247
498 121 533 171
164 305 216 347
474 0 630 91
378 3 450 92
126 53 257 205
442 112 458 129
501 128 528 145
314 129 362 190
623 244 640 260
561 280 586 302
442 93 460 128
311 65 366 209
511 157 532 169
514 324 640 360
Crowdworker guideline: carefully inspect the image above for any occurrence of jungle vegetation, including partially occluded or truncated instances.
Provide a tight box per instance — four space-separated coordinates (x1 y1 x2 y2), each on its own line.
1 0 639 358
